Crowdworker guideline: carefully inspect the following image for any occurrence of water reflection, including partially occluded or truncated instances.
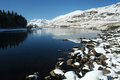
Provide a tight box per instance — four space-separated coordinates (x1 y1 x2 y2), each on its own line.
0 31 28 50
0 28 100 80
0 28 100 50
44 27 100 43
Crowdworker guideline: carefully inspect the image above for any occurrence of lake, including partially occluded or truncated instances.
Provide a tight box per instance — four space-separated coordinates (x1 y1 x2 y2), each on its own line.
0 28 100 80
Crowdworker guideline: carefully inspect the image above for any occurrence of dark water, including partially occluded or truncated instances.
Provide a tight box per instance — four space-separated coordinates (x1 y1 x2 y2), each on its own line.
0 28 100 80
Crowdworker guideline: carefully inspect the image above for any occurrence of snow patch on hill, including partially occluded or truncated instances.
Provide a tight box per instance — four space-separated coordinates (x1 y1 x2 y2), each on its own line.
46 2 120 30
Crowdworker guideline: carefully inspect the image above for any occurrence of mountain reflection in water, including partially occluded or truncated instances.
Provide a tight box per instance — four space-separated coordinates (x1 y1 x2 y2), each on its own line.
44 27 101 43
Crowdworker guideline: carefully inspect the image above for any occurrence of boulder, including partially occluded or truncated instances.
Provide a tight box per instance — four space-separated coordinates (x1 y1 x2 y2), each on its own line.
50 69 65 79
98 66 103 70
85 62 94 68
103 68 111 74
72 48 79 51
117 71 120 74
86 53 94 57
55 61 65 69
25 72 40 80
72 62 80 69
25 75 39 80
80 47 85 52
86 44 95 49
81 58 88 63
91 48 97 54
66 59 73 66
50 70 56 77
98 54 108 60
89 59 94 63
95 59 102 65
73 45 80 48
101 61 107 66
81 69 89 76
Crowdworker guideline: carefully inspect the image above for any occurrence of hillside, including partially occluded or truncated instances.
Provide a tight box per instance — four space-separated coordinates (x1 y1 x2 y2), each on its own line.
45 2 120 30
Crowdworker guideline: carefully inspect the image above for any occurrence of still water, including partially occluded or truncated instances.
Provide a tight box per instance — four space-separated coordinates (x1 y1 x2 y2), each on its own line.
0 28 100 80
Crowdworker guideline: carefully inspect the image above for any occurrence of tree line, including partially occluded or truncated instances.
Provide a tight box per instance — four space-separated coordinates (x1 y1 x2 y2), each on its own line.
0 10 27 28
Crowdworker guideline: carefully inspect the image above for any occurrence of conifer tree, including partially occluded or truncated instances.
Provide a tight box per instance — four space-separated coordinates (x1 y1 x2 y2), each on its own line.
0 10 27 28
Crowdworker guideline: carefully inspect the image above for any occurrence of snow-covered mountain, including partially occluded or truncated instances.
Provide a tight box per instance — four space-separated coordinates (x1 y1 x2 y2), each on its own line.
46 2 120 30
27 19 49 27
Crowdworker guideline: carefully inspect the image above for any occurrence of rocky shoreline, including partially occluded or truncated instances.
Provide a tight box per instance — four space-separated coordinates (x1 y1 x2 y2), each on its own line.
26 29 120 80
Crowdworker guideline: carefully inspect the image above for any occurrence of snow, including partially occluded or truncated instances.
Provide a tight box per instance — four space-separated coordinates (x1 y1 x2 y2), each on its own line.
54 69 64 75
79 72 83 76
90 56 95 59
84 47 89 54
99 42 110 47
92 38 103 43
62 29 120 80
107 68 118 78
83 65 90 70
45 2 120 30
28 75 38 79
99 76 108 80
80 71 107 80
74 62 80 66
59 61 64 66
72 50 84 58
63 71 79 80
94 47 106 54
61 30 120 80
82 39 91 42
93 62 103 71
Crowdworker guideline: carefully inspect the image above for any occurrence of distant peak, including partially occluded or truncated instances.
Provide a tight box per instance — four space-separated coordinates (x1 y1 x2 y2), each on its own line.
27 18 49 27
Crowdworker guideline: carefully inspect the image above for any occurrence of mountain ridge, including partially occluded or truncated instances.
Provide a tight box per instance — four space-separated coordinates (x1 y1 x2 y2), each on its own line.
28 2 120 29
45 2 120 30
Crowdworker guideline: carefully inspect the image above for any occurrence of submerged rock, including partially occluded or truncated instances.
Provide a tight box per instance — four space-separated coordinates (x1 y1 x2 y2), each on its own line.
62 39 68 41
58 49 62 52
58 58 64 61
